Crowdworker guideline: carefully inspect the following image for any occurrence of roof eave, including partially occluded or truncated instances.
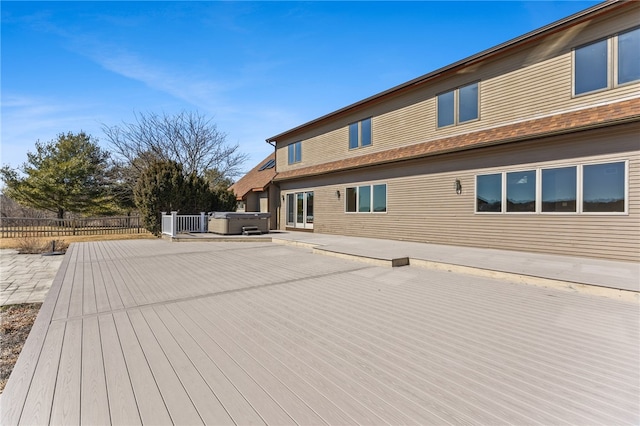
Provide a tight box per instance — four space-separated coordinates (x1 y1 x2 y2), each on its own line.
273 114 640 182
266 0 624 144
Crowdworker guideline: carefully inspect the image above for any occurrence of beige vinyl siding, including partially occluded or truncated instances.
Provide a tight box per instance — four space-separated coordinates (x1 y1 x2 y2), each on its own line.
279 124 639 262
275 4 640 173
245 192 259 212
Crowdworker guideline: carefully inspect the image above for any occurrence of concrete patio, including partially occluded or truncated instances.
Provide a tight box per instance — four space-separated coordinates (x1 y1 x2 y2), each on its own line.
1 238 638 424
0 249 64 305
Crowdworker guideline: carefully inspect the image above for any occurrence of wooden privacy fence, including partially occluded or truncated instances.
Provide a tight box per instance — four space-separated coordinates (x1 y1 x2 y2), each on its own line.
0 216 146 238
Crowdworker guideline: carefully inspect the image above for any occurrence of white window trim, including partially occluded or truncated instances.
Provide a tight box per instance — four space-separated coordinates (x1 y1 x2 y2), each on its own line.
572 27 640 97
348 118 373 150
504 169 538 215
474 160 628 216
345 182 387 214
284 189 314 228
538 165 578 215
615 26 640 88
580 159 628 216
287 141 302 164
436 81 480 129
474 173 503 214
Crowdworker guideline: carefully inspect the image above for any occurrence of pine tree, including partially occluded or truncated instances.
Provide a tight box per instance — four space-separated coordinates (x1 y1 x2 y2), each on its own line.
1 132 113 218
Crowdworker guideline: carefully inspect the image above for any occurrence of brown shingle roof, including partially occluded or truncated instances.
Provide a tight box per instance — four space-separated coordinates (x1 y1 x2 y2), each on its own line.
274 98 640 182
230 153 276 200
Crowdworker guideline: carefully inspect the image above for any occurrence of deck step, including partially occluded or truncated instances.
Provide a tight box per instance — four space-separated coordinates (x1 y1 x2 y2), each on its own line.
242 226 262 236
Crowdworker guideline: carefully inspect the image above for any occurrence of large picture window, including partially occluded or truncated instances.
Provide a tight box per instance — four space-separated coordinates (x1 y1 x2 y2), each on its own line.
437 82 479 128
346 184 387 213
476 174 502 213
506 170 536 213
574 27 639 95
372 184 387 213
542 167 577 212
476 161 626 214
349 118 372 149
583 162 625 212
287 141 301 164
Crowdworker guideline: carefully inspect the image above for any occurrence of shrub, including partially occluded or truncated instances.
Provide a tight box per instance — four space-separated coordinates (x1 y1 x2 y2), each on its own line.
15 236 68 254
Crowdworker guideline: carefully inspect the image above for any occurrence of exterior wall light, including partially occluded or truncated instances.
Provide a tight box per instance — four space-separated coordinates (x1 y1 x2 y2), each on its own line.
336 190 341 199
455 179 462 194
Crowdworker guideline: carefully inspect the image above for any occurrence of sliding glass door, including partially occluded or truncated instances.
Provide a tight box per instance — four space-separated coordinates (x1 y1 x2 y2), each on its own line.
286 191 313 229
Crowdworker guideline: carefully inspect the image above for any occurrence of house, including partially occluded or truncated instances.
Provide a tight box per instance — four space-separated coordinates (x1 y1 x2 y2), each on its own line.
264 0 639 262
229 153 278 229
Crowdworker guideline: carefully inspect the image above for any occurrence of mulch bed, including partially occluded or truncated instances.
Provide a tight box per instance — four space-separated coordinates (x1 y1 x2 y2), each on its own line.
0 303 41 394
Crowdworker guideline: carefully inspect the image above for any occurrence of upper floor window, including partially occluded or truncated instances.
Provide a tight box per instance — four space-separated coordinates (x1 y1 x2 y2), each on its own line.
437 82 479 128
574 27 640 96
287 141 301 164
349 118 372 149
619 27 640 85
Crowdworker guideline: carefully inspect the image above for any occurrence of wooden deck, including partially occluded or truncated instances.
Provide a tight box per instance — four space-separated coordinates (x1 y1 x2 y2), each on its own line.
2 239 638 425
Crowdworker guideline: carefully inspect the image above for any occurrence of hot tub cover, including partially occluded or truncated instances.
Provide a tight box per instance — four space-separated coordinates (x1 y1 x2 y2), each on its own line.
210 212 271 219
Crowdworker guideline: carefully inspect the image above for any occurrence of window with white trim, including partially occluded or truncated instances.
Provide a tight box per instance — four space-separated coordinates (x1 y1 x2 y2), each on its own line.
574 27 640 96
506 170 536 213
346 184 387 213
542 166 577 212
476 173 502 213
476 161 627 214
349 118 372 149
583 162 625 212
287 141 301 164
437 82 479 128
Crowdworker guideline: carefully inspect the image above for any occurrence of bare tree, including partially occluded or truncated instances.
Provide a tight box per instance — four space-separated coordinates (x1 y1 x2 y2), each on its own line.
103 111 248 180
0 194 52 218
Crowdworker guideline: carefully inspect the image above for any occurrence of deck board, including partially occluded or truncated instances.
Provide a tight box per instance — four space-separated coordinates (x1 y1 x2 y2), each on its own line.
18 321 66 425
156 304 267 426
98 313 141 425
91 244 112 314
50 318 82 425
3 239 638 426
171 302 295 425
81 316 111 425
140 306 235 425
306 276 639 421
51 244 77 321
126 309 204 425
111 310 173 425
0 244 72 425
252 278 614 424
183 300 329 426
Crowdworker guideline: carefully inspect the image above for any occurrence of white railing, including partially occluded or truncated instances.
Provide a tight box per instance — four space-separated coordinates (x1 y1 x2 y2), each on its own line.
161 211 207 237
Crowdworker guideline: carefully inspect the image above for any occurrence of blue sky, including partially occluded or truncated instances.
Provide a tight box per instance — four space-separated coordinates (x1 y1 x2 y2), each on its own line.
2 1 600 175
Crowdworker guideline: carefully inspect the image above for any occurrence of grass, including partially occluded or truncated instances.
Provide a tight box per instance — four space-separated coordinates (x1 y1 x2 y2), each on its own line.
0 232 157 250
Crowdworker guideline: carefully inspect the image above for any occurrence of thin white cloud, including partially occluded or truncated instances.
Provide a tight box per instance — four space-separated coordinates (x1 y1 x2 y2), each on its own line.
80 44 237 114
2 6 300 170
1 94 105 168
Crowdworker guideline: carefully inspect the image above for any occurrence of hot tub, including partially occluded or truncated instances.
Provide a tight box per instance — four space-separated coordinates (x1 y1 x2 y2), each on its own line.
208 212 271 235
